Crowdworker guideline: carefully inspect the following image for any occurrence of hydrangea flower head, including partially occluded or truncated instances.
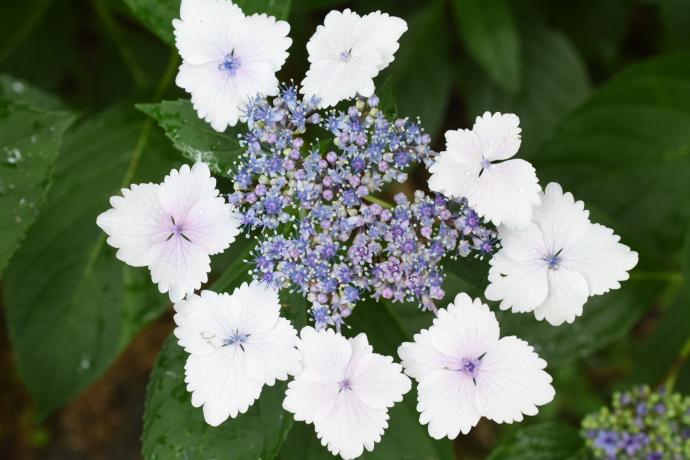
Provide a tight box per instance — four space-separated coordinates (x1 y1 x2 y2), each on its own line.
229 89 496 327
484 182 639 325
301 9 407 108
97 163 241 302
428 112 541 229
283 327 411 459
173 0 292 131
398 293 554 439
582 386 690 460
174 282 300 426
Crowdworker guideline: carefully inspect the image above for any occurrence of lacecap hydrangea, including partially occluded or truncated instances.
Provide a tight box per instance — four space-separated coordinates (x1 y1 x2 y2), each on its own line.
95 0 640 458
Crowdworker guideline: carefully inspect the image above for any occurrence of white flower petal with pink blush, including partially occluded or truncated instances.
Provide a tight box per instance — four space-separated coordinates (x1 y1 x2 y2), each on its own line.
428 112 541 229
283 328 411 460
173 0 292 131
97 163 241 302
398 293 554 439
301 9 407 108
485 182 639 326
173 282 300 426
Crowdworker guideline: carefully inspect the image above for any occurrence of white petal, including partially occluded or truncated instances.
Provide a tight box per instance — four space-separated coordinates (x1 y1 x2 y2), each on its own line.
472 112 522 161
96 183 168 267
173 291 231 354
474 336 554 423
148 233 212 302
429 293 500 359
416 369 481 439
471 158 541 229
533 268 589 325
235 13 291 71
185 347 264 426
283 368 340 424
294 327 353 381
561 223 638 296
427 129 482 198
314 392 389 460
533 182 591 253
300 9 404 108
173 0 245 65
159 163 241 255
223 281 286 335
357 11 407 70
243 317 301 384
398 328 455 381
485 223 550 312
348 334 411 409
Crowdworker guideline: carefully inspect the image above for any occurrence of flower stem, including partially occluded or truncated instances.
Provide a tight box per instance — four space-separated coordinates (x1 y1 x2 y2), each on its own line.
663 336 690 392
363 195 394 209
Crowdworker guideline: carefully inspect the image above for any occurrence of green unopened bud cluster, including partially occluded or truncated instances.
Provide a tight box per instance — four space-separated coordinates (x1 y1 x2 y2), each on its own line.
581 386 690 459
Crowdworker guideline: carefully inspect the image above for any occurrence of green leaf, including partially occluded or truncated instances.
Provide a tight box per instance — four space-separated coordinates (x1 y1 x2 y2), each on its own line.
487 422 586 460
533 52 690 255
0 0 52 63
4 106 177 416
452 0 521 93
123 0 292 45
142 334 293 460
138 99 244 174
389 2 452 139
0 99 75 273
464 24 590 157
0 74 66 110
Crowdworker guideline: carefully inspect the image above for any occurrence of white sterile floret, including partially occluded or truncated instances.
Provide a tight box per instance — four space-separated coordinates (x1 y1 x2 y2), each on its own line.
174 282 300 426
428 112 541 229
484 182 639 325
283 327 411 459
301 9 407 108
97 163 241 302
173 0 292 131
398 293 554 439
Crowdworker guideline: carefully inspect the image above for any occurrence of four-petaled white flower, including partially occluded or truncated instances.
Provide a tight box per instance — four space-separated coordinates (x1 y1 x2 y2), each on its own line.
485 182 639 326
97 163 241 302
173 0 292 131
174 282 301 426
283 327 411 460
398 293 554 439
301 9 407 108
428 112 541 229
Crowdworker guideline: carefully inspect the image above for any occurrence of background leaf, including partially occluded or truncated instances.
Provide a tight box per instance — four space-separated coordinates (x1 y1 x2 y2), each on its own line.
452 0 521 93
487 422 585 460
0 98 75 273
138 99 243 174
3 107 177 416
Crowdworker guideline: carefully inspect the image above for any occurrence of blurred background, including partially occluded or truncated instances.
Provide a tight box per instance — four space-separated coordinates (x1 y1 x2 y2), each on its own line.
1 0 690 459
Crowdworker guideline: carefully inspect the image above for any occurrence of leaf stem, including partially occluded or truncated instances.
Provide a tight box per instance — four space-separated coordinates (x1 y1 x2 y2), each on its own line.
663 336 690 392
90 0 148 90
363 195 394 209
0 0 52 64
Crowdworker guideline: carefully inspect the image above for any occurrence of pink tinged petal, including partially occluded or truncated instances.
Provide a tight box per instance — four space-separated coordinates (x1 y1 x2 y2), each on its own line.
148 235 212 302
314 391 389 460
185 347 264 426
282 369 340 424
533 268 590 325
416 369 481 439
472 112 522 161
427 129 483 197
173 0 245 65
398 328 456 380
474 336 554 424
348 341 411 409
243 317 301 384
533 182 591 253
429 293 500 359
560 223 638 297
96 183 170 267
471 158 541 229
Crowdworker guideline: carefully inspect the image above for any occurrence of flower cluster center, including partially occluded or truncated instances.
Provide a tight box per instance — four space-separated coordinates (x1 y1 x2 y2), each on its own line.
219 53 241 74
460 357 480 379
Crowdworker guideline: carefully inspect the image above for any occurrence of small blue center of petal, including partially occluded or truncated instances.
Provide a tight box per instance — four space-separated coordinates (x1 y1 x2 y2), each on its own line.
339 50 351 61
481 159 491 169
224 331 248 346
545 254 561 270
461 357 480 379
338 379 351 391
219 53 241 75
